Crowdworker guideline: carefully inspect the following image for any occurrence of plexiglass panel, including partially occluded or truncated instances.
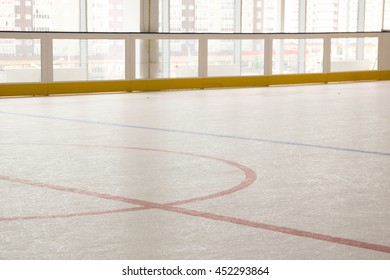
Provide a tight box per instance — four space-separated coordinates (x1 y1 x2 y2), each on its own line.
363 38 379 69
53 39 125 81
272 39 324 74
331 38 378 72
208 39 265 76
0 39 41 83
136 40 199 79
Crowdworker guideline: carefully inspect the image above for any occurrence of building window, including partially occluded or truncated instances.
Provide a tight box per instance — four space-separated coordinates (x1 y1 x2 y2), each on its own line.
0 0 387 33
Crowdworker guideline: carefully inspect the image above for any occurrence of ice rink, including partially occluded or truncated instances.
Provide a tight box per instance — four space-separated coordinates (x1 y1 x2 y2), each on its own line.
0 81 389 259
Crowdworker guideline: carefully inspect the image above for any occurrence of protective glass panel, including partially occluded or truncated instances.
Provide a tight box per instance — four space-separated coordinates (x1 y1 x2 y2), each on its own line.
331 37 379 72
0 39 41 83
208 39 265 77
53 39 125 81
272 39 324 74
136 39 199 79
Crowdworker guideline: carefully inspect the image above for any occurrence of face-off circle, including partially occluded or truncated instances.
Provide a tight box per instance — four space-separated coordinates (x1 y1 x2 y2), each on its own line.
0 143 257 221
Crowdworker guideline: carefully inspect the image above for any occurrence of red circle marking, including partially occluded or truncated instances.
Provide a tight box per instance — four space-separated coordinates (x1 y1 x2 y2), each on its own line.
0 143 257 221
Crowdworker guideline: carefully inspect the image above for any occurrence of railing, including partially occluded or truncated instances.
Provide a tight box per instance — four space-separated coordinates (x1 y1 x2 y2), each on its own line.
0 31 389 95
